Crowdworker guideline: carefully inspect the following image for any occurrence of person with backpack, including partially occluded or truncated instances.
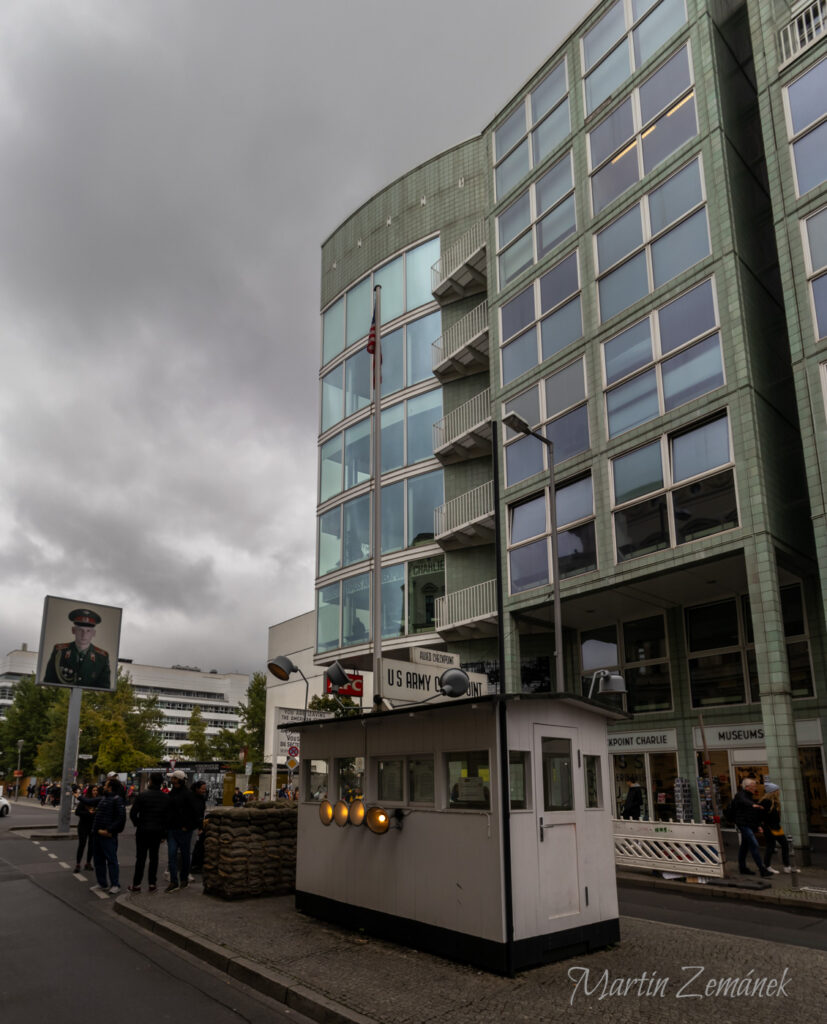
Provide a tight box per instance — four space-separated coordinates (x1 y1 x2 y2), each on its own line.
760 782 799 875
91 776 127 894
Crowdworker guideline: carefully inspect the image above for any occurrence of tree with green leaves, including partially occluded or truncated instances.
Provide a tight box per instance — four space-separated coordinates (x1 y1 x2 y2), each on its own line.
238 672 267 764
33 670 165 778
307 693 359 718
0 675 60 778
209 726 247 767
180 705 212 761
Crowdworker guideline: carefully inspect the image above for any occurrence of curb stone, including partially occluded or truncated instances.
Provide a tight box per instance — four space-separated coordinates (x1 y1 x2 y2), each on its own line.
114 897 377 1024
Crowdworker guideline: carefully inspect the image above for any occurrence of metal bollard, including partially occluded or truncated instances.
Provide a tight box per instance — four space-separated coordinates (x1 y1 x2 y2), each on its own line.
788 836 798 889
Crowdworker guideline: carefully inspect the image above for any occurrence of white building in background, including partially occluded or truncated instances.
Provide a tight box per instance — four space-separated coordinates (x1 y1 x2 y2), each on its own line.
0 646 248 757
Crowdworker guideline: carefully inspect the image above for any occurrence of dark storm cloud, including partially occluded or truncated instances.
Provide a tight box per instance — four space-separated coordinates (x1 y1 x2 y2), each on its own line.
0 0 578 671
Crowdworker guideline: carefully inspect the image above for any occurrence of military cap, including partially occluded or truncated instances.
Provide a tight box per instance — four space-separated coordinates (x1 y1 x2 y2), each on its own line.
68 608 102 627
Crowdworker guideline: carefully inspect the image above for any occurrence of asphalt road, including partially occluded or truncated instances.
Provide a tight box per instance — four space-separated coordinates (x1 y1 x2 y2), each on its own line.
619 883 827 950
0 800 314 1024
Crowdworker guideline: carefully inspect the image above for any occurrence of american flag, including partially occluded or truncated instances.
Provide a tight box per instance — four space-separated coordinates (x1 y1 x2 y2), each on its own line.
367 304 381 385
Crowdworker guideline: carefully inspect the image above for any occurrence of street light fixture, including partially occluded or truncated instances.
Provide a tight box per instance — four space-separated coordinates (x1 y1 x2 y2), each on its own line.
502 411 564 694
267 656 310 717
587 669 627 701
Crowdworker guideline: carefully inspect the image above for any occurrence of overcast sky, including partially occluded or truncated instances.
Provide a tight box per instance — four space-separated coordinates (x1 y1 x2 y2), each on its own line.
0 0 586 675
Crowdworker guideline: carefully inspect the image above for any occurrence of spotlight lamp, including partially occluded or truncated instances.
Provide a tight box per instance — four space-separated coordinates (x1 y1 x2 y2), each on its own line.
325 660 350 695
349 799 366 827
319 799 334 826
587 669 626 701
438 667 470 698
333 800 350 827
365 806 404 834
267 655 297 681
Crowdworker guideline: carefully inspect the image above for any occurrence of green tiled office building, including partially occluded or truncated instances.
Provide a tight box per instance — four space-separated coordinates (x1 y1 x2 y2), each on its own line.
315 0 827 856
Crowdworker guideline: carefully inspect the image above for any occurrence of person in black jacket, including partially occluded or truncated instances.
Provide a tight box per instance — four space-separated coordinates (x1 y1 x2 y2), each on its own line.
164 770 200 892
74 784 101 872
128 772 169 892
189 780 208 875
732 777 772 877
91 777 127 894
621 778 644 820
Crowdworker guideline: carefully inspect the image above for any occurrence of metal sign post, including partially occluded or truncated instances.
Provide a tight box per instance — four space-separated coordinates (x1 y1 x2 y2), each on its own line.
56 687 83 836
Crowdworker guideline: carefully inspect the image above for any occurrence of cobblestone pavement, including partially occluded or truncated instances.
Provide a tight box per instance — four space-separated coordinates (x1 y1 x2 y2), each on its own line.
116 885 827 1024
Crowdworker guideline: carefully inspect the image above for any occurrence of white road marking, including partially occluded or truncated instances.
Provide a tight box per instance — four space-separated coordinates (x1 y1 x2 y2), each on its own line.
92 889 109 900
39 846 48 851
48 853 58 860
73 873 88 882
58 861 72 869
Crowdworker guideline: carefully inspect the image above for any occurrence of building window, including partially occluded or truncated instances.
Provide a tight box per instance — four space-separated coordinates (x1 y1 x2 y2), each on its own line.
321 237 440 366
381 388 443 471
803 207 827 339
611 413 738 562
493 58 570 202
500 250 582 386
589 44 697 214
318 470 443 574
603 277 723 437
507 474 596 593
580 615 672 713
786 54 827 197
742 585 814 700
585 755 604 808
447 751 491 809
582 0 688 116
380 311 442 398
503 358 590 487
596 156 710 323
496 152 576 288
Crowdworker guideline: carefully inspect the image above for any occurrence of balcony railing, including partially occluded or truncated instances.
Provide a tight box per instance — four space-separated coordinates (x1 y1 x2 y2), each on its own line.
434 480 495 546
435 578 498 636
432 387 492 460
779 0 826 66
432 300 490 380
431 221 487 301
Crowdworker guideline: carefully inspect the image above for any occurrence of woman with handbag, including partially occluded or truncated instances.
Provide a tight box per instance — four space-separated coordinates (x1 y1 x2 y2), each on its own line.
760 782 799 875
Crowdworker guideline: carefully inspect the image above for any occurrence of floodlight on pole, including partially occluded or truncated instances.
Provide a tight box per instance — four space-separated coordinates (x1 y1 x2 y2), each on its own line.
501 411 564 694
267 655 310 717
587 669 627 701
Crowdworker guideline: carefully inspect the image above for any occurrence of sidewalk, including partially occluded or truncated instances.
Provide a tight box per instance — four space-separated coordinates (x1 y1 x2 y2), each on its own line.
114 870 827 1024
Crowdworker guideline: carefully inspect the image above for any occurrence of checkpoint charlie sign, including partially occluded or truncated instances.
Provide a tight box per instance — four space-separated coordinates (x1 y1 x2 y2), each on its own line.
380 656 490 704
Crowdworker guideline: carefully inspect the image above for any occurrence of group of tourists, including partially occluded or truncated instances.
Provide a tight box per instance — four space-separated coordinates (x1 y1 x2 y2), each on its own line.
73 770 207 896
729 777 799 878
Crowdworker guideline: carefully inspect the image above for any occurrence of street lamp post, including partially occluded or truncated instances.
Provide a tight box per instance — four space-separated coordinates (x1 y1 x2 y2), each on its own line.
502 412 564 694
16 739 24 801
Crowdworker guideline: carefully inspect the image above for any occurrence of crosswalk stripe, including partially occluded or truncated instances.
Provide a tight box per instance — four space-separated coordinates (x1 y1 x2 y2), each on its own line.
58 861 72 869
48 853 58 859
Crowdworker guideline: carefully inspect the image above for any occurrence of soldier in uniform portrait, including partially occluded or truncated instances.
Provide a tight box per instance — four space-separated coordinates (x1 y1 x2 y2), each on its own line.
43 608 112 689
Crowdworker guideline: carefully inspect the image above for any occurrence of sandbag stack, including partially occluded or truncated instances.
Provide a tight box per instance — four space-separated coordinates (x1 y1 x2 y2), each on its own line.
202 801 297 899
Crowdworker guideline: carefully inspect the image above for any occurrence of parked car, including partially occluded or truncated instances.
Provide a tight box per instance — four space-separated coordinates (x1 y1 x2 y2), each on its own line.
0 795 10 817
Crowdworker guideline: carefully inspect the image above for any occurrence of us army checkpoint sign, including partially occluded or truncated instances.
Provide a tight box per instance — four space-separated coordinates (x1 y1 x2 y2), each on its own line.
380 656 490 705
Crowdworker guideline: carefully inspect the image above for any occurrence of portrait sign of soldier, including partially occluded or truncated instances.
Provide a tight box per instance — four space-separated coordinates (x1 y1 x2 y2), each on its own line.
38 597 122 691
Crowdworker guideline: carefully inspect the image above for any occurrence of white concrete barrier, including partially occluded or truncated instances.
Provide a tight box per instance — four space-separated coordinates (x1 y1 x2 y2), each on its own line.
613 818 725 878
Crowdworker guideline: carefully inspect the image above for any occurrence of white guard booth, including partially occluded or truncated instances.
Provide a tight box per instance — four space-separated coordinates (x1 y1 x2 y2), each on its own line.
286 692 624 975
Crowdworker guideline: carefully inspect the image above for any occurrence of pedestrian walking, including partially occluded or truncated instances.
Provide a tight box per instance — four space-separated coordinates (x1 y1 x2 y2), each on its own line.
91 777 127 894
74 784 101 872
128 772 168 893
164 770 200 893
621 778 643 820
732 777 773 878
189 780 208 876
760 782 800 875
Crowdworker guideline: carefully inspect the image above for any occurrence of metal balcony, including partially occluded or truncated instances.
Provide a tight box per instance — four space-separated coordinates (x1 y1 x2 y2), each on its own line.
431 221 487 303
432 301 490 382
432 387 492 464
434 480 496 550
779 0 826 66
435 579 498 639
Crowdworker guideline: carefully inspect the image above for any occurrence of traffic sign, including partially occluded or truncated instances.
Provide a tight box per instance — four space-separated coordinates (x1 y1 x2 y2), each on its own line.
287 745 299 758
286 756 299 771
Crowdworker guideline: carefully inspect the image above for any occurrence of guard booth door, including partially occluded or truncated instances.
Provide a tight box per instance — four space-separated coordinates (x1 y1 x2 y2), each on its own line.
532 724 580 922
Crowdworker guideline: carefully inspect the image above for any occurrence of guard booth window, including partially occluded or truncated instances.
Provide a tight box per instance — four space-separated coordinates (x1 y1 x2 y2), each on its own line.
541 737 573 811
447 751 491 809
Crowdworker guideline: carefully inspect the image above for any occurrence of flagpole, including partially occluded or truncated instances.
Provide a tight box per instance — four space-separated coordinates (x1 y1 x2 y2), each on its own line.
371 286 382 700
